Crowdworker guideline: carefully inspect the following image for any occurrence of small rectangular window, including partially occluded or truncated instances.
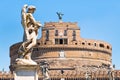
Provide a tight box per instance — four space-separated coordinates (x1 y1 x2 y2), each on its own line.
72 30 76 36
64 39 68 44
73 36 76 41
46 30 49 41
55 30 58 36
55 38 68 44
72 30 76 41
64 30 67 36
60 39 63 44
55 39 59 44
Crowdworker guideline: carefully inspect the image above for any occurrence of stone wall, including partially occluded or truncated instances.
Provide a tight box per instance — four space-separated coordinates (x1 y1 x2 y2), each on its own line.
9 21 114 79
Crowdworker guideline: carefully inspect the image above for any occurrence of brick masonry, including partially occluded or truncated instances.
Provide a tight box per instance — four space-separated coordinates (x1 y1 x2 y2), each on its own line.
9 21 120 79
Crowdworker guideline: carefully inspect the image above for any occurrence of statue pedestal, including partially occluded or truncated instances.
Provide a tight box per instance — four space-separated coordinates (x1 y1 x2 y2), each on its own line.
13 65 39 80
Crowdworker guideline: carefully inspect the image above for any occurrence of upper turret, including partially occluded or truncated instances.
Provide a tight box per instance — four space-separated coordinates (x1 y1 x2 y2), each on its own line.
39 22 80 45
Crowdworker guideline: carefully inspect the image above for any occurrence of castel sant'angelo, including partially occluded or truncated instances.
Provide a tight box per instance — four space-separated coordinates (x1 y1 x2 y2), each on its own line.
0 12 120 80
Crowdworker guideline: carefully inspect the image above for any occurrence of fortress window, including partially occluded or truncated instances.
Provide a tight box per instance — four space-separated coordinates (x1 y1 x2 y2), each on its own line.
60 39 63 44
66 25 69 27
94 43 97 46
88 43 91 45
82 42 85 45
55 30 58 36
99 43 104 48
107 45 110 49
75 43 77 45
64 30 67 36
44 42 46 45
73 36 76 41
37 42 40 45
55 38 68 44
46 30 49 41
64 39 68 44
72 30 76 36
53 25 55 27
33 48 39 51
72 30 76 41
55 39 59 44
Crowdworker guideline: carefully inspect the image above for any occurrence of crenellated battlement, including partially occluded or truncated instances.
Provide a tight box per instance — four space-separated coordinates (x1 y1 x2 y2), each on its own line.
44 22 78 28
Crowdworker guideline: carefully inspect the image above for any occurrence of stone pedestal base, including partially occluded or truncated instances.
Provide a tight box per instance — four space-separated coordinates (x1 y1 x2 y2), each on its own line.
13 65 38 80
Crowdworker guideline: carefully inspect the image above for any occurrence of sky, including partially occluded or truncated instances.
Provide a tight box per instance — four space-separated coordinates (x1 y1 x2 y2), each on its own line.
0 0 120 71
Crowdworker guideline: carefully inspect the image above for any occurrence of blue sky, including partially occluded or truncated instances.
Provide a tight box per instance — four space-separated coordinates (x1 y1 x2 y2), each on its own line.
0 0 120 71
